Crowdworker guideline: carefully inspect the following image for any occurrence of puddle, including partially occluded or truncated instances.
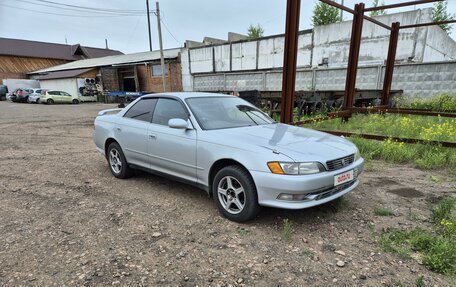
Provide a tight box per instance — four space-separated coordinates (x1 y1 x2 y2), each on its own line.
387 187 424 198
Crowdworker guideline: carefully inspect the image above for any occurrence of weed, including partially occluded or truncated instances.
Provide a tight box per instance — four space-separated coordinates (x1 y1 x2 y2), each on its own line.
415 276 424 287
238 227 249 236
406 207 419 221
379 197 456 276
430 175 439 183
283 218 293 241
374 207 395 216
301 248 315 257
431 197 456 223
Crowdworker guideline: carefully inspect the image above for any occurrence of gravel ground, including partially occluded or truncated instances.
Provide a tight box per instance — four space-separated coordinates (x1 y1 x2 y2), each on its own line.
0 101 455 287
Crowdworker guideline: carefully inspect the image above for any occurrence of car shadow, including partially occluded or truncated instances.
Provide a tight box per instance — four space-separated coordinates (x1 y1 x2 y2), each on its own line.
129 169 353 226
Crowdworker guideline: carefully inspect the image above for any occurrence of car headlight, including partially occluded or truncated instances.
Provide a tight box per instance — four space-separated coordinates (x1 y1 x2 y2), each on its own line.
354 148 361 161
267 161 325 175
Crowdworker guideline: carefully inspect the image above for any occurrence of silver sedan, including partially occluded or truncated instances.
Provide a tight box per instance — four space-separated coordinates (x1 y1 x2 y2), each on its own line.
93 92 364 222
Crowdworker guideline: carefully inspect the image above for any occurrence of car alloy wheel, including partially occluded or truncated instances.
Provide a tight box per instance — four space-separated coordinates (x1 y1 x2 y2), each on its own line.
213 165 259 222
109 148 122 174
106 142 132 179
217 176 245 214
72 99 79 104
47 99 54 104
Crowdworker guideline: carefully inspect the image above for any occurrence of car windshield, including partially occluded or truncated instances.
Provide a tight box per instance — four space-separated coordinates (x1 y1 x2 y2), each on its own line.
186 96 275 130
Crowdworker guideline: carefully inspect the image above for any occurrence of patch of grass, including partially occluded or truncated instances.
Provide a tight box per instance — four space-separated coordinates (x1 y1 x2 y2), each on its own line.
379 197 456 276
303 113 456 142
415 276 424 287
374 206 395 216
283 218 293 241
430 175 439 183
237 227 249 236
300 111 456 171
431 197 456 223
394 93 456 112
348 137 456 172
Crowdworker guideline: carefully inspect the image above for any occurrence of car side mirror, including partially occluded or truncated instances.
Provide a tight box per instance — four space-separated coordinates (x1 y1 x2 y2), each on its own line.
168 118 190 129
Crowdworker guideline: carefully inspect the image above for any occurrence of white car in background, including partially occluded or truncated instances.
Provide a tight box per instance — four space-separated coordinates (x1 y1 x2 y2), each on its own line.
27 88 46 103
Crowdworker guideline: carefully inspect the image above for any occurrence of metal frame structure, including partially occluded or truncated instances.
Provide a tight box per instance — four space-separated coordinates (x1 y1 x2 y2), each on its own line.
281 0 456 145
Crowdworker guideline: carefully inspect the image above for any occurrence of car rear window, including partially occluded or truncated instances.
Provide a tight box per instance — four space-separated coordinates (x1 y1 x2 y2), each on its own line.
124 98 158 122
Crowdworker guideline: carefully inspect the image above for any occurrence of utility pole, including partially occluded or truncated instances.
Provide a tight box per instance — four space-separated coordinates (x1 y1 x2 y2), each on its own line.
156 1 167 92
340 0 344 21
146 0 152 51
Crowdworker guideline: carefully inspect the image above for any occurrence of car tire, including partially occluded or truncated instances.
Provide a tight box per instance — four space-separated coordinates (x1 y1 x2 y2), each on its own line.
47 99 54 104
36 99 40 104
107 142 132 179
72 99 79 104
212 165 260 222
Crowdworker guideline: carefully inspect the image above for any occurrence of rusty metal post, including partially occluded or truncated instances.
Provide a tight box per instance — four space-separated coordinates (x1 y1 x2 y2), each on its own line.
280 0 301 124
381 22 400 106
343 3 365 112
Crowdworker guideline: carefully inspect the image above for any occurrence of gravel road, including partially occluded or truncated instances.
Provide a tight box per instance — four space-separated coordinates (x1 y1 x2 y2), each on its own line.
0 101 454 286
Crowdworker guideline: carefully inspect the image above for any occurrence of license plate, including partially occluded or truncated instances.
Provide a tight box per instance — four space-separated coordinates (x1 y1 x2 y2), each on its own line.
334 170 354 186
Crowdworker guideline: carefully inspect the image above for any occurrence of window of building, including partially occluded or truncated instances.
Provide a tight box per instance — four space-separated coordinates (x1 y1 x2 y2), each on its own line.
151 64 169 77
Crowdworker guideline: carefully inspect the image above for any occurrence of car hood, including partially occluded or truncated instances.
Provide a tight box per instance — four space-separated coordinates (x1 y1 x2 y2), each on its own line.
207 123 357 162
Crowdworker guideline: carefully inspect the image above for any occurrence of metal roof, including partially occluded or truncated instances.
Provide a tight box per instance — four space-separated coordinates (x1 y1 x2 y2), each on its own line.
31 48 181 74
0 37 123 61
33 68 94 80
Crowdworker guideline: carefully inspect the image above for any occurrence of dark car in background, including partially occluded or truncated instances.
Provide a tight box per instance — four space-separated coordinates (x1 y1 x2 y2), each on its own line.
0 85 7 101
16 88 33 103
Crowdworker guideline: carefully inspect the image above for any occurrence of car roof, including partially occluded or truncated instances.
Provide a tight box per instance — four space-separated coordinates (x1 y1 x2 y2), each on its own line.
142 92 232 100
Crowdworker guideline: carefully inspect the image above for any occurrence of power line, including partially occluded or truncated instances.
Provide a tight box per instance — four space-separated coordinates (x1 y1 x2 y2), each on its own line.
160 18 181 44
0 3 143 18
13 0 148 16
31 0 147 14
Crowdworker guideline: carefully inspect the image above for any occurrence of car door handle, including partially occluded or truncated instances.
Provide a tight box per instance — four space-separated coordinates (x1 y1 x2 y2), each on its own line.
149 134 156 139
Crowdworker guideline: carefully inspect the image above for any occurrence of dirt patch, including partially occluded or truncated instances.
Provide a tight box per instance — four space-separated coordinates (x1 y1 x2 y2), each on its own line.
387 187 424 198
0 102 455 286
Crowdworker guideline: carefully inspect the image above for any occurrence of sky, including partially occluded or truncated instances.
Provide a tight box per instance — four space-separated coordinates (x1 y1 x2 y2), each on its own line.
0 0 455 54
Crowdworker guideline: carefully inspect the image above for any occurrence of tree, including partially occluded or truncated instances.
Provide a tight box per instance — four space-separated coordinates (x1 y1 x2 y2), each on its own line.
312 0 342 26
247 24 264 39
433 0 454 34
370 0 386 17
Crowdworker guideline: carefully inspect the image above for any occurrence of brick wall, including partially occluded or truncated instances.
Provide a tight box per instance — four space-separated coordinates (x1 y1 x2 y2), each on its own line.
100 60 183 93
100 67 119 91
137 60 182 93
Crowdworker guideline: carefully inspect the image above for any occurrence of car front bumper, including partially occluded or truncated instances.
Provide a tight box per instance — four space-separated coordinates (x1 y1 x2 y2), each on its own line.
250 158 364 209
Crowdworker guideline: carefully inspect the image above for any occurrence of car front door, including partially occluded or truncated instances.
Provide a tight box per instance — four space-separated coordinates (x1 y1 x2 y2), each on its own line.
115 98 157 168
60 92 72 103
148 98 197 183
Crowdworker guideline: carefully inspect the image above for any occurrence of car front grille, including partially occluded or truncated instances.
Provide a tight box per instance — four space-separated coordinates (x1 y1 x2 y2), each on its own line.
326 154 355 171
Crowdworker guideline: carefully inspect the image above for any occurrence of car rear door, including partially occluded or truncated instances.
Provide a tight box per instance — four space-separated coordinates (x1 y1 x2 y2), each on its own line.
148 98 197 183
115 98 157 168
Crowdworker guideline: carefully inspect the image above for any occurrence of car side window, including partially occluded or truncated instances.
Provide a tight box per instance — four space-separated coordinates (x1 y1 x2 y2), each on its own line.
152 98 188 126
124 98 158 122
